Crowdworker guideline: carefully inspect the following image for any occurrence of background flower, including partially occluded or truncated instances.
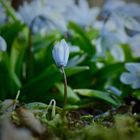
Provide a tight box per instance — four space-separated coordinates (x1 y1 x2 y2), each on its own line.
64 0 100 27
120 63 140 89
96 27 124 61
100 0 140 43
17 0 68 33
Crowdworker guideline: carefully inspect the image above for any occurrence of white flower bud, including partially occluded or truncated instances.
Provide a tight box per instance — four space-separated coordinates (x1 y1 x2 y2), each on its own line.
52 39 69 67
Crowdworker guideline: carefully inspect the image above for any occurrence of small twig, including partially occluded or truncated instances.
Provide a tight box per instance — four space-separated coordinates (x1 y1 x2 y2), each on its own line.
12 90 20 110
46 99 56 119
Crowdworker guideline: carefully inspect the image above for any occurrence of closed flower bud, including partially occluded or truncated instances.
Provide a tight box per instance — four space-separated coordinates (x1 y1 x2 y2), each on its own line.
0 36 7 51
52 39 69 67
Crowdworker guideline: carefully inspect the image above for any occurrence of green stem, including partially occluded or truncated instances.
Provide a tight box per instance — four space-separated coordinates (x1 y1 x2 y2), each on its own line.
25 16 46 80
61 66 67 110
0 0 18 22
26 15 47 80
25 28 33 80
26 16 39 80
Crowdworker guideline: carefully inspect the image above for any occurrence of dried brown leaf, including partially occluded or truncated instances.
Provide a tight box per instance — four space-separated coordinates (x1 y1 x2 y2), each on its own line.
16 107 46 135
0 118 32 140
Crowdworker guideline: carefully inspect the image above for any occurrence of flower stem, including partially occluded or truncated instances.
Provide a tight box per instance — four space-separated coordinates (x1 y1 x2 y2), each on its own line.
26 27 33 80
26 16 39 80
61 66 67 110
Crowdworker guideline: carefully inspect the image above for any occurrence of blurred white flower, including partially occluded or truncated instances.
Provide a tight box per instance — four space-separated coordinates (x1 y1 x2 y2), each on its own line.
104 20 128 43
0 36 7 51
96 27 124 61
45 10 67 33
103 0 125 13
114 3 140 17
101 0 140 45
46 0 75 13
17 0 102 32
102 0 140 33
92 20 104 30
128 34 140 57
65 0 100 27
17 0 68 33
52 39 69 67
112 12 140 32
120 63 140 89
18 1 45 27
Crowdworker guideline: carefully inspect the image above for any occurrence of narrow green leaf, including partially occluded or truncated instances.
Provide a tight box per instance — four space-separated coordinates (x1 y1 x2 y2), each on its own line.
21 65 61 98
55 83 80 103
121 44 133 61
0 21 25 51
0 0 18 21
68 22 95 55
20 66 89 101
67 54 87 67
0 52 19 98
94 63 124 79
0 53 11 99
66 66 89 77
10 39 26 77
133 90 140 100
74 89 118 106
24 102 62 113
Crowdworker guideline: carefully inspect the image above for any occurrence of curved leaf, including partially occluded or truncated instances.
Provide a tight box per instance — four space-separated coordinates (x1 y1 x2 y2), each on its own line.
68 22 95 55
74 89 118 106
